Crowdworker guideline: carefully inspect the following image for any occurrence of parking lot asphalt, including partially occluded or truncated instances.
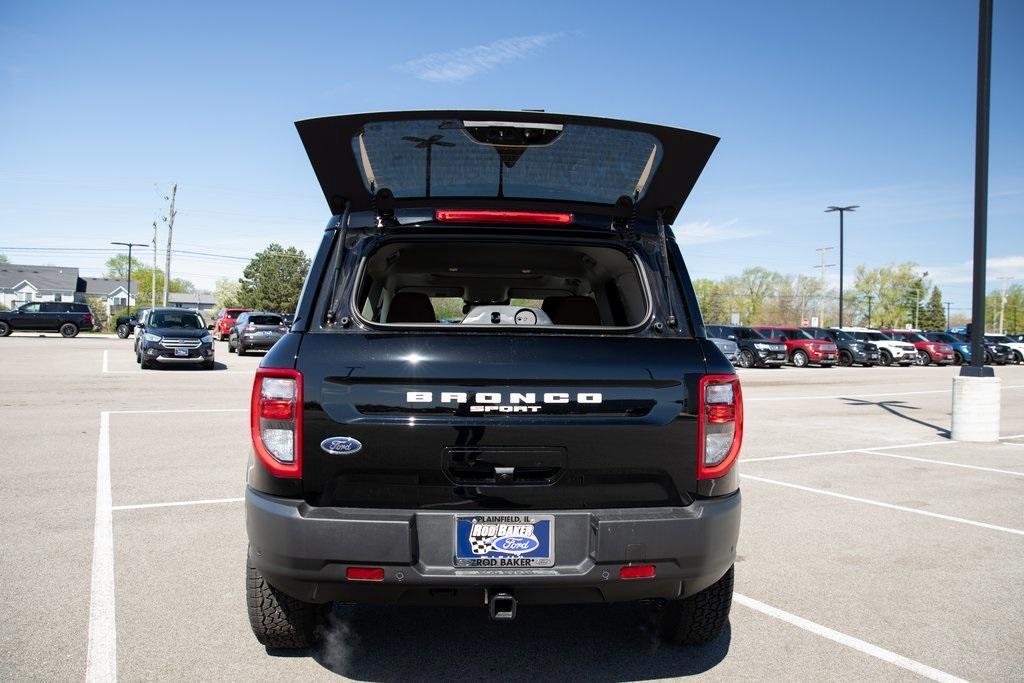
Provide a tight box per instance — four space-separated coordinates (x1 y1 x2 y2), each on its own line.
2 333 1022 681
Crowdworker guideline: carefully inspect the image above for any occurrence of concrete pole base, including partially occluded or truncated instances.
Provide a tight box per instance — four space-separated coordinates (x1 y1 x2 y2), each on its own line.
950 376 1001 442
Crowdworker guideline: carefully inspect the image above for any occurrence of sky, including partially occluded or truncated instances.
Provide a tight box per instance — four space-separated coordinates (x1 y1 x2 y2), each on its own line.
0 1 1021 315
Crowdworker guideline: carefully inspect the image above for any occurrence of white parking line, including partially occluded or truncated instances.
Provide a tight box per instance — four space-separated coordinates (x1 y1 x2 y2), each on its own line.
857 449 1024 476
734 593 966 683
113 497 244 511
744 384 1024 402
86 412 116 682
743 433 1024 463
740 474 1024 536
109 408 247 415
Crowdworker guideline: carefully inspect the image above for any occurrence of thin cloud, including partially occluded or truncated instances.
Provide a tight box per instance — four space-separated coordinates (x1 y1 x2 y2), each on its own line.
673 220 766 246
395 33 563 82
923 255 1024 284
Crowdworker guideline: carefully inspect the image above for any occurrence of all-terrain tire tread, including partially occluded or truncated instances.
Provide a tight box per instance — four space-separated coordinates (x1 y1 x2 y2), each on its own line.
660 565 733 645
246 558 322 648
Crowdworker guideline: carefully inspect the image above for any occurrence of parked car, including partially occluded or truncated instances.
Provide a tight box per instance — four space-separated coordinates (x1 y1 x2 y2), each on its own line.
709 336 739 364
134 307 214 369
0 301 94 337
839 327 917 366
803 327 878 366
984 334 1023 364
947 332 1012 365
923 332 971 365
114 308 149 339
881 329 954 366
281 313 295 327
245 111 742 649
213 307 253 341
228 311 289 356
753 326 837 367
704 325 787 368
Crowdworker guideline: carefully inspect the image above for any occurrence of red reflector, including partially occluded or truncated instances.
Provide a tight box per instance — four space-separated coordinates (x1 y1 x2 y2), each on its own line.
260 399 293 420
706 404 736 424
434 210 573 225
346 567 384 582
620 564 656 580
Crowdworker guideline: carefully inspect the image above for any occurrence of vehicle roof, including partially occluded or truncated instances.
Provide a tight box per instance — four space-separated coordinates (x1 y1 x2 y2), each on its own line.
295 110 719 223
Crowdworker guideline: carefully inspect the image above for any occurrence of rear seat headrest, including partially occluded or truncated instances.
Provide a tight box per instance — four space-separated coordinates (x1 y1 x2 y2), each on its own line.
386 292 437 323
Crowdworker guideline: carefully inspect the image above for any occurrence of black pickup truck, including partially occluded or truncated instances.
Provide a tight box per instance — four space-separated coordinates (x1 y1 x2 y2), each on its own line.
0 301 94 337
245 111 742 648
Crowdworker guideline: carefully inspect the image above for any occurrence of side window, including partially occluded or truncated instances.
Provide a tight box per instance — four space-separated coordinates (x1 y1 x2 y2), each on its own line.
22 303 41 313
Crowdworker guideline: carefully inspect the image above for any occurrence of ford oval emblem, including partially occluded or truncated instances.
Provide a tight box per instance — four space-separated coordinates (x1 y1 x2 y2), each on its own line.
491 535 540 554
320 436 362 455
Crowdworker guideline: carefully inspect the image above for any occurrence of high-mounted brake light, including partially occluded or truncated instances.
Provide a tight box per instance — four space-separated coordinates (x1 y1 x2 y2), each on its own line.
250 368 302 478
697 374 743 480
434 209 574 225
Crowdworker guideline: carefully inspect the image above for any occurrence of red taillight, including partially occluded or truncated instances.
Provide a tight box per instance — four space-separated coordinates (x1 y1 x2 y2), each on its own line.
434 209 574 225
346 567 385 581
697 374 743 480
83 314 93 323
620 564 656 580
250 368 302 478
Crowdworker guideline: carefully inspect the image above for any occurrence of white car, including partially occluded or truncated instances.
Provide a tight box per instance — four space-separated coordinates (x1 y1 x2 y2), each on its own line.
840 327 918 366
986 334 1024 364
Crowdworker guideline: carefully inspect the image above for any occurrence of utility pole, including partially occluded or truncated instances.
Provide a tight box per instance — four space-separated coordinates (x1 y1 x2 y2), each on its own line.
151 221 158 307
997 277 1013 334
913 270 929 329
945 301 953 327
161 184 177 307
814 246 835 326
825 205 859 327
110 241 147 313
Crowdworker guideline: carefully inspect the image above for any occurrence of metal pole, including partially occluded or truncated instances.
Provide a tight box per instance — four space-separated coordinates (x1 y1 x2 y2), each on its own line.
111 241 147 314
839 211 844 327
946 301 952 327
962 0 993 377
152 222 158 307
162 184 177 307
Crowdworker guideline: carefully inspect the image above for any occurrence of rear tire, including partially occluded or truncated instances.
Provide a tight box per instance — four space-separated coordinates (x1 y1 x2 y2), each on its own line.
659 565 734 646
791 349 809 368
916 350 930 366
954 352 965 365
60 323 79 338
116 324 130 339
237 342 247 356
247 555 325 649
838 350 853 367
879 350 893 367
0 321 11 337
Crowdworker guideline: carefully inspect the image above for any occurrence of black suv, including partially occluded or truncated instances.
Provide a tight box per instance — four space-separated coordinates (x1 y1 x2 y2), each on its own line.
0 301 94 337
114 308 150 339
705 324 787 368
245 111 741 648
803 327 879 367
134 308 214 369
228 311 288 356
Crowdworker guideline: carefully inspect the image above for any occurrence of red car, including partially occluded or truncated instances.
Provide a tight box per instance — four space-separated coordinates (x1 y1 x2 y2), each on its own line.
213 307 252 341
881 330 954 366
753 326 838 367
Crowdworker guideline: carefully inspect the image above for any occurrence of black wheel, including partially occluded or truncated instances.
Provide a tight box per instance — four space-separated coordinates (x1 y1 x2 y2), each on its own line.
237 342 247 356
737 349 755 369
219 332 228 342
228 337 236 353
916 350 930 366
879 350 893 367
1014 351 1023 365
953 352 965 365
202 360 215 370
0 321 10 337
658 565 734 646
791 349 809 368
116 324 130 339
59 323 79 338
247 555 326 648
140 358 155 370
838 350 853 367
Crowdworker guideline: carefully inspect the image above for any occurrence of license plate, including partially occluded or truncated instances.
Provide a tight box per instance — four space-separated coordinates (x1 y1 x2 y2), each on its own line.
257 331 273 336
174 348 188 357
454 514 554 568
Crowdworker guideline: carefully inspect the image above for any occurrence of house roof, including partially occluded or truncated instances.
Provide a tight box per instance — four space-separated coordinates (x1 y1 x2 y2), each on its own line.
0 264 80 292
167 292 216 305
79 277 138 296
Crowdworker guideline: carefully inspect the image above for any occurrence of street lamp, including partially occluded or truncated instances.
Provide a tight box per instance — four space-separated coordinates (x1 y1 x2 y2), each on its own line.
913 271 929 329
825 205 859 327
110 241 147 314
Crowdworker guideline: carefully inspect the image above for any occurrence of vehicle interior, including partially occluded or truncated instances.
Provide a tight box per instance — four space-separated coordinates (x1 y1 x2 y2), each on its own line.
149 312 204 329
352 241 650 329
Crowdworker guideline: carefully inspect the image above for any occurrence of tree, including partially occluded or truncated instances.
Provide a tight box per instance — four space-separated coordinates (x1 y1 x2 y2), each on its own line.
919 286 946 331
693 278 730 324
213 277 241 310
850 263 929 328
0 253 8 264
105 254 145 280
130 267 192 308
237 244 310 313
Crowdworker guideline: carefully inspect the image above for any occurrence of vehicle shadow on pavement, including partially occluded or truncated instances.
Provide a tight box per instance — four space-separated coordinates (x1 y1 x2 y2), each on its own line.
841 398 951 438
147 361 232 371
289 603 729 680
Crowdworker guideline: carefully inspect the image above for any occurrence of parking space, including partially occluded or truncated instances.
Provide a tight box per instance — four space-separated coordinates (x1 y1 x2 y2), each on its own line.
3 337 1023 680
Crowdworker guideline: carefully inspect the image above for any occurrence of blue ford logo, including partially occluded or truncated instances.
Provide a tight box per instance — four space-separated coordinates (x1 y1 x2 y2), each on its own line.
492 536 540 554
320 436 362 455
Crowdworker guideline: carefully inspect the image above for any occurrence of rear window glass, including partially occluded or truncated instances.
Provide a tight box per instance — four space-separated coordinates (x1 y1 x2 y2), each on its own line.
248 315 283 325
352 119 661 205
226 309 247 316
351 241 651 330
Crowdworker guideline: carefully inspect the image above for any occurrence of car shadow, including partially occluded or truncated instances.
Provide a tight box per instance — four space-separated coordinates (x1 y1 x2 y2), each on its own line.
267 603 731 680
150 361 231 371
840 398 950 438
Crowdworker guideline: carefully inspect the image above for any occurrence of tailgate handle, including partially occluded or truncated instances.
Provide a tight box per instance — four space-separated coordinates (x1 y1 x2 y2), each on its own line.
445 447 565 485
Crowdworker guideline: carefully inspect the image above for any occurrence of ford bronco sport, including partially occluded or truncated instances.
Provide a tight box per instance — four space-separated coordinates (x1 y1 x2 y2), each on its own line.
245 111 742 648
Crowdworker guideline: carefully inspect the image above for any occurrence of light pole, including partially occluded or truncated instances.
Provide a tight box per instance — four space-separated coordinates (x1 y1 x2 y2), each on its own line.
826 205 858 327
814 246 835 326
110 241 147 314
913 271 929 329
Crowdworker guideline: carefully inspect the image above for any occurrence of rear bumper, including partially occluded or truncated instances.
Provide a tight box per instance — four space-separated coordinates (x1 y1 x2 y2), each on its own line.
246 487 741 605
